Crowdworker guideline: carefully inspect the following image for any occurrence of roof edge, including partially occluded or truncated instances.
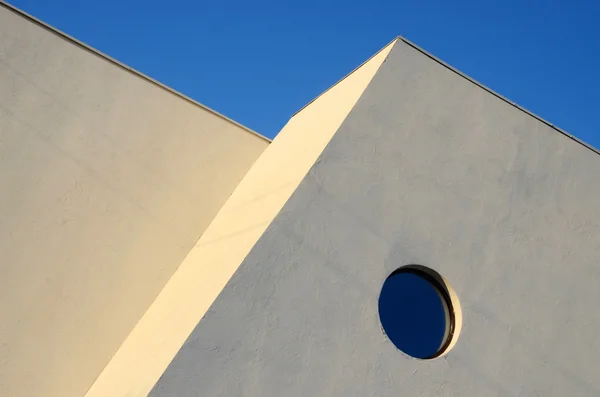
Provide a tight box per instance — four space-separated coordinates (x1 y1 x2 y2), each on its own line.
291 34 598 157
0 0 271 143
395 35 599 156
290 37 399 119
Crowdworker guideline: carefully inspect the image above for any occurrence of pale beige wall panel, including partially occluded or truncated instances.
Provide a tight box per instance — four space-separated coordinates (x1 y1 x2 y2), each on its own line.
0 3 268 397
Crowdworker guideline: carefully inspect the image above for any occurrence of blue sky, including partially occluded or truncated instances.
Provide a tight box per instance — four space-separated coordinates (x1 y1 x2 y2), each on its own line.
9 0 600 143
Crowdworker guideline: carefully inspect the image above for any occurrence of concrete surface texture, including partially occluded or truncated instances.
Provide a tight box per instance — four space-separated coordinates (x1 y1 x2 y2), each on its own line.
0 3 268 397
151 39 600 396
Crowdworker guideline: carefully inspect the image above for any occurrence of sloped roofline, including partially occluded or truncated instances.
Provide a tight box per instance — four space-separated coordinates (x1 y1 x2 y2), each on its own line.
291 37 400 118
293 35 600 157
0 0 271 143
4 0 596 156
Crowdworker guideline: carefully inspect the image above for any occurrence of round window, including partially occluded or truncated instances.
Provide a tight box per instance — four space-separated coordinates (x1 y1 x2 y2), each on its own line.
378 265 461 359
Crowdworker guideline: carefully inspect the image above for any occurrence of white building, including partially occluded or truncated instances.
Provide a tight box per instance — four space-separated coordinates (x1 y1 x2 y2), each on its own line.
2 2 600 396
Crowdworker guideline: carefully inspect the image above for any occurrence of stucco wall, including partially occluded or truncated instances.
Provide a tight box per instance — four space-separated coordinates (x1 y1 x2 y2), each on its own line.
152 39 600 396
0 4 268 397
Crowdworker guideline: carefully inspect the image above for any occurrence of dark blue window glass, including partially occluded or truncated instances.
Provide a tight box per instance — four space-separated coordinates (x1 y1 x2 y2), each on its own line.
378 269 450 359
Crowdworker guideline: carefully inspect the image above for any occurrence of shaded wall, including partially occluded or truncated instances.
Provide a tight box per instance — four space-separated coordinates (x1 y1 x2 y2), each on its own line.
0 4 269 397
152 39 600 396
